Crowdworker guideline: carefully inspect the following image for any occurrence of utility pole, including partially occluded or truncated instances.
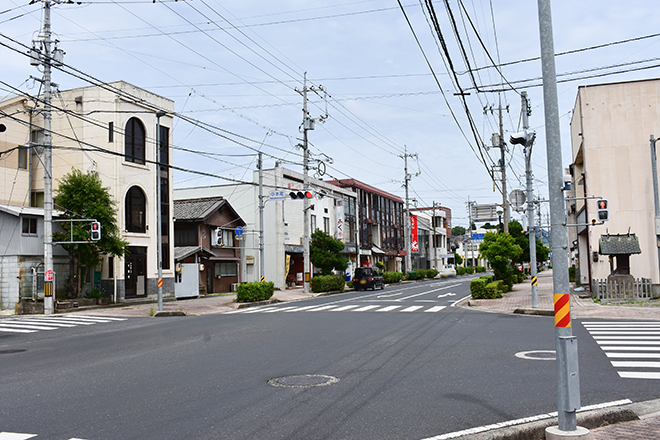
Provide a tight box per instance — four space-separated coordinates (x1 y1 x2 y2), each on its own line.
498 96 510 233
399 146 418 273
537 0 584 436
295 73 327 293
31 0 63 315
467 198 475 267
156 110 166 312
258 152 265 282
521 92 539 309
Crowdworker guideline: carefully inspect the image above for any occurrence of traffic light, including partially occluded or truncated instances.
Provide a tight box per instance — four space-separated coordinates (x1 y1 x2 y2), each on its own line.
509 129 536 147
289 190 314 200
214 227 223 246
597 199 609 221
90 221 101 241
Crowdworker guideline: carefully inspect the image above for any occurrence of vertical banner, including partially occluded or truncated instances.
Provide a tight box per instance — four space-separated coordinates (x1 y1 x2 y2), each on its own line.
410 214 419 252
336 200 344 240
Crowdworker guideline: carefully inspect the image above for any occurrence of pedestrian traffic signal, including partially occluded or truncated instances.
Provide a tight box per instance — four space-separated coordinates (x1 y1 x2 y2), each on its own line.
289 190 314 200
90 221 101 241
597 199 609 221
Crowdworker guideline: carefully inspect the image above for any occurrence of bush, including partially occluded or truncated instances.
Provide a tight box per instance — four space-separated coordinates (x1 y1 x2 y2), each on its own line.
376 261 385 271
472 276 504 299
236 282 274 302
456 267 466 276
466 267 474 274
384 271 403 284
346 280 354 289
569 266 576 282
426 268 438 278
311 274 345 293
485 280 507 298
406 270 425 281
470 278 488 299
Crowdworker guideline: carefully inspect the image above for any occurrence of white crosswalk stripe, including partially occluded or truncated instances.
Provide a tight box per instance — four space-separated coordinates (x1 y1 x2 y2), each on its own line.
583 321 660 379
0 315 126 334
0 433 88 440
225 303 449 314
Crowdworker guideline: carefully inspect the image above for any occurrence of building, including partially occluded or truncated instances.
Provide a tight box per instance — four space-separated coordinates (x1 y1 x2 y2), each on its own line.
410 205 452 270
327 179 406 271
173 196 245 296
569 78 660 290
174 166 356 291
0 81 175 307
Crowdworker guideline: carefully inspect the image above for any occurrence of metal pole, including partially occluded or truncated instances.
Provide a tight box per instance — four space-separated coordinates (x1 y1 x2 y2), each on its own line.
258 152 265 282
42 0 54 315
302 73 311 294
499 96 509 233
156 111 165 312
650 136 660 284
403 146 411 272
537 0 580 432
522 91 539 309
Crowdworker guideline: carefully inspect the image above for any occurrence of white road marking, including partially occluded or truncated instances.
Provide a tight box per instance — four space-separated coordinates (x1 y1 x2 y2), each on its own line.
400 306 424 312
331 305 360 312
425 306 447 313
352 305 380 312
618 371 660 379
376 305 402 312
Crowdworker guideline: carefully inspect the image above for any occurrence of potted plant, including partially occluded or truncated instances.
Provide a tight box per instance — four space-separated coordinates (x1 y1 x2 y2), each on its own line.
86 287 104 305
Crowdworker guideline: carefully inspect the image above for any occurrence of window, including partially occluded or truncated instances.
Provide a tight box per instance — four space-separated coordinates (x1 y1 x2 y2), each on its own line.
125 186 146 233
18 146 28 170
108 122 114 142
215 262 237 277
124 117 146 164
323 217 330 234
22 217 37 235
175 226 197 246
222 229 234 247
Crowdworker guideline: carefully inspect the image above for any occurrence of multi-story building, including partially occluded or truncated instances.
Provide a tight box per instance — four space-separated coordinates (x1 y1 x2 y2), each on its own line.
0 81 175 308
327 179 406 272
410 205 452 270
174 166 356 290
569 78 660 290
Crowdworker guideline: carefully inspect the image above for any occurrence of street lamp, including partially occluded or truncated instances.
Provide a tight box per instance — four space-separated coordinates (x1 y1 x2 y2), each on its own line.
496 207 503 233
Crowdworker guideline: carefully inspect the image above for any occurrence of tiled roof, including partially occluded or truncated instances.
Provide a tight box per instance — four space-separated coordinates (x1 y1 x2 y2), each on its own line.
173 197 225 221
599 233 642 255
174 245 216 261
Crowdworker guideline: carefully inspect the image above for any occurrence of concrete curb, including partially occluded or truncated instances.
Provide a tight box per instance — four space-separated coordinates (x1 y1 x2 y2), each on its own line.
451 398 660 440
153 310 187 317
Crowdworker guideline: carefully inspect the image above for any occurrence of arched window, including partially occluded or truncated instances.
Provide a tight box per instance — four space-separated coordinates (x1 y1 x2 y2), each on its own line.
125 186 146 233
125 117 146 164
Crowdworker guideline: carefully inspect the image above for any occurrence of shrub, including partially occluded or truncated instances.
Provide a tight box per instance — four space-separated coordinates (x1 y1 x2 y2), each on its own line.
466 267 474 274
311 274 345 293
470 278 488 299
376 261 385 271
426 268 438 278
406 270 425 281
236 281 274 303
484 280 505 298
456 267 466 276
384 271 403 284
346 280 354 289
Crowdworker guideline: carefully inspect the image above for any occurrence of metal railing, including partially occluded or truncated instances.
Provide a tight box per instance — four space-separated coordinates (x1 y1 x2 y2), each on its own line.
592 277 653 301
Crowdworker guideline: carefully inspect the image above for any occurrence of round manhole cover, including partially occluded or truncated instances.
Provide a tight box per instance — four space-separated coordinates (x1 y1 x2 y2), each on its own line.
515 350 556 361
268 374 339 388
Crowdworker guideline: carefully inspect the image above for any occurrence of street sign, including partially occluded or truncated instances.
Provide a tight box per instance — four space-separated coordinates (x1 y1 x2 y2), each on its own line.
235 226 243 236
45 270 53 282
471 204 499 222
510 189 526 212
471 233 485 243
269 190 286 200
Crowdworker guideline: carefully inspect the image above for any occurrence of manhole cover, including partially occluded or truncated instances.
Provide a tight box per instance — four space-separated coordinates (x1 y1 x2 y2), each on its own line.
268 374 339 388
515 350 556 361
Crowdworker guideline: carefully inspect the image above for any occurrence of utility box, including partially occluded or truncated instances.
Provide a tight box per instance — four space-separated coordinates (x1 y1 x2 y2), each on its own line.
559 336 581 412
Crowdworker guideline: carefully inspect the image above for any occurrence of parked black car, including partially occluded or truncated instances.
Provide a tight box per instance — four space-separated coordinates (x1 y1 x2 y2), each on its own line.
353 267 385 291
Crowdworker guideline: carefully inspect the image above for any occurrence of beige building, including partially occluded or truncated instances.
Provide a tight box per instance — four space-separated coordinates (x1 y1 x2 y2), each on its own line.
0 81 175 306
569 78 660 289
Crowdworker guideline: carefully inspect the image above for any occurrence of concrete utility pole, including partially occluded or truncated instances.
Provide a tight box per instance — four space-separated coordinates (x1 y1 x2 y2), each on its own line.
537 0 585 437
521 92 539 309
467 198 475 267
399 146 418 273
498 96 510 233
258 152 265 283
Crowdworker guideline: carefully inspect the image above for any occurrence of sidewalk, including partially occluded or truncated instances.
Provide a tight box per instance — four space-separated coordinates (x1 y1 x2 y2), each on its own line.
464 269 660 439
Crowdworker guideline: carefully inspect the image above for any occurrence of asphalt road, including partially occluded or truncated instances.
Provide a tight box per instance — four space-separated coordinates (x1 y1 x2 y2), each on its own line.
1 278 657 440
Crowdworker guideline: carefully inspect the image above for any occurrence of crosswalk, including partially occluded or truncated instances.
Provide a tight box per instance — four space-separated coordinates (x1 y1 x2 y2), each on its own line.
0 433 87 440
0 315 126 334
582 321 660 379
225 303 447 315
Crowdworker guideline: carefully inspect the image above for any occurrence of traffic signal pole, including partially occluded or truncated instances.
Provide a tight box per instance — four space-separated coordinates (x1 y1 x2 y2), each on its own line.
537 0 585 436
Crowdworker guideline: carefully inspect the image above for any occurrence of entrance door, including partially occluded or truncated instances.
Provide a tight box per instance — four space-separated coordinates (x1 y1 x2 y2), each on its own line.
125 247 147 297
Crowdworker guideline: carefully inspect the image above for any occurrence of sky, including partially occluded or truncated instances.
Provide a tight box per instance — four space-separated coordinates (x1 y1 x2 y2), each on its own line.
2 0 659 229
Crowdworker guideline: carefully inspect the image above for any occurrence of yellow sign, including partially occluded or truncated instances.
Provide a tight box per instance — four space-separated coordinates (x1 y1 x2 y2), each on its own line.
44 281 53 297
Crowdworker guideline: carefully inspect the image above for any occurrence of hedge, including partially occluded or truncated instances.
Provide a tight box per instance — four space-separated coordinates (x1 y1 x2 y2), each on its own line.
406 270 425 281
484 280 505 298
384 271 403 284
456 267 466 276
236 281 274 303
311 274 345 293
470 275 497 299
426 268 439 278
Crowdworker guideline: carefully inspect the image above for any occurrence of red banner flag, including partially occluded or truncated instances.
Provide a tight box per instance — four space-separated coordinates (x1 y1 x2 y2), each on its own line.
411 214 419 252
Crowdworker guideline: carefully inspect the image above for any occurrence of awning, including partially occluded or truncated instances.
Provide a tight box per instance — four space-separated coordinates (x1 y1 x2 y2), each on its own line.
371 245 385 255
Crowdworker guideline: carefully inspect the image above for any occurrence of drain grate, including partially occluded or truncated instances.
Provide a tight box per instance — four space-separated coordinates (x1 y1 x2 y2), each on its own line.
268 374 339 388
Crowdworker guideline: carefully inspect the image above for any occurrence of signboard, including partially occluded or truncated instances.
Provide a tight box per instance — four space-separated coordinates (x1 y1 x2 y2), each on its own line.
269 190 286 200
410 214 419 252
45 270 53 282
235 226 243 236
336 200 345 240
471 233 485 243
471 204 499 222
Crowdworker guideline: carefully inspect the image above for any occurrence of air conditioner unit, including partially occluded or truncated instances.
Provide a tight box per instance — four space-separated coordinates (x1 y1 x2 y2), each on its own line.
230 283 239 292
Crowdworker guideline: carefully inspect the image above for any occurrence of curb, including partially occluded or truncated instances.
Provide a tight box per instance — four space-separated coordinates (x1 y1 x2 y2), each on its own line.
153 310 187 317
513 308 554 316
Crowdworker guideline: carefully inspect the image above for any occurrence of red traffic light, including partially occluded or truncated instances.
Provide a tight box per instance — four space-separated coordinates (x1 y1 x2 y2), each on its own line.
304 191 313 199
289 190 314 200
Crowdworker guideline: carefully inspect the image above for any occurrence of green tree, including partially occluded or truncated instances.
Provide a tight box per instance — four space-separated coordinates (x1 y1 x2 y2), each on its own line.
508 220 550 265
54 169 129 298
310 229 348 275
479 232 523 282
453 252 463 266
452 226 466 236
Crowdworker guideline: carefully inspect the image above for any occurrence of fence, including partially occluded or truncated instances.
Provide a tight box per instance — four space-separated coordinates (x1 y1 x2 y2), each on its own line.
592 278 653 301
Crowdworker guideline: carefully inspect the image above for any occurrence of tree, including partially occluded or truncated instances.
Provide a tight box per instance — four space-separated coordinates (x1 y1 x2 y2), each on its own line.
54 169 129 298
508 220 550 265
452 226 466 236
479 232 523 282
453 252 463 266
310 229 348 275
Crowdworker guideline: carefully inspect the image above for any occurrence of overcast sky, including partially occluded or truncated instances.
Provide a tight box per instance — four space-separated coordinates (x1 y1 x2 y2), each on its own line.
2 0 659 228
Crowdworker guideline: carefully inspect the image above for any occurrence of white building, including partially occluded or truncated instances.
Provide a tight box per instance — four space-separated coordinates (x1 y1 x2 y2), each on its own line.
174 166 357 290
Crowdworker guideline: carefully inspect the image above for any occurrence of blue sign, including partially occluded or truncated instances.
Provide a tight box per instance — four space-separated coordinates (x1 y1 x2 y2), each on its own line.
235 226 243 236
471 233 485 242
269 190 286 200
